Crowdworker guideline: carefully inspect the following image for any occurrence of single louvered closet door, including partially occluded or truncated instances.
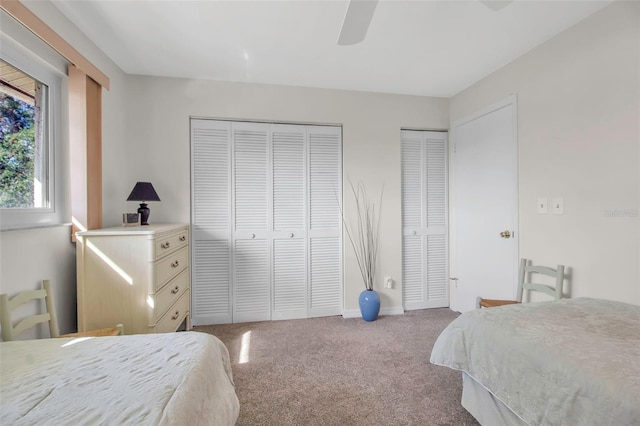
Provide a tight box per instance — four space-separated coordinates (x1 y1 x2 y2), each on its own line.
191 119 342 325
271 124 307 320
401 130 448 310
232 122 271 323
307 126 343 317
191 119 233 324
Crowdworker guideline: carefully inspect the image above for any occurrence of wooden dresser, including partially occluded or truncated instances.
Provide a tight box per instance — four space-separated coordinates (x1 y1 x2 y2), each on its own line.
76 224 190 334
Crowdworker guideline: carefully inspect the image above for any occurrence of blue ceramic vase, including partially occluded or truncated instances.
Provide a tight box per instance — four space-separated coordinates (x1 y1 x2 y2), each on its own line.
359 289 380 321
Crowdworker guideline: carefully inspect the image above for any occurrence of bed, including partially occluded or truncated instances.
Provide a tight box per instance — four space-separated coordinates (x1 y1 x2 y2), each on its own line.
0 331 240 425
430 298 640 426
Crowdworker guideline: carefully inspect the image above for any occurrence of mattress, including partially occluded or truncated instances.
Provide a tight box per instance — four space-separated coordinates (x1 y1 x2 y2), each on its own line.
0 331 239 425
430 298 640 425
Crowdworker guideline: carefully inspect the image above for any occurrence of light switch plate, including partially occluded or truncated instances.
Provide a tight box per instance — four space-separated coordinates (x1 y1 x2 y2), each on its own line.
537 197 548 214
552 197 564 215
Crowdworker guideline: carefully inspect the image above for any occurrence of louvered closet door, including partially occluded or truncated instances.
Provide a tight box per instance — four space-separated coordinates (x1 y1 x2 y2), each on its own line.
192 120 342 324
307 125 343 317
191 119 233 325
232 122 271 323
401 130 448 310
271 124 308 320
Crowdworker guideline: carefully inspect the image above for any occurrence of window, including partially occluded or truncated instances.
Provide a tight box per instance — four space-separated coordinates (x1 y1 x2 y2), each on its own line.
0 36 65 230
0 59 48 209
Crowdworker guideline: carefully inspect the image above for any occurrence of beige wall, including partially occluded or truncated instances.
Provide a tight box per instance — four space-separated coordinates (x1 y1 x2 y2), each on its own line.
450 1 640 305
0 226 76 338
124 77 449 312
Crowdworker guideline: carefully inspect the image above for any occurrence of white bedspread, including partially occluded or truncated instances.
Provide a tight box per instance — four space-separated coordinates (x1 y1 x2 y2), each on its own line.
1 332 239 425
430 298 640 426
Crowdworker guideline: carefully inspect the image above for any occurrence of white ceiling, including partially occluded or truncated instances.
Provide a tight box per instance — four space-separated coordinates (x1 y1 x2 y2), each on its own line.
50 0 612 98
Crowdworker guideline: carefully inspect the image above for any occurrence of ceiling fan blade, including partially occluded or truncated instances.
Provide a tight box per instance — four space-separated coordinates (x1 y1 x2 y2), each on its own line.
479 0 513 12
337 0 378 46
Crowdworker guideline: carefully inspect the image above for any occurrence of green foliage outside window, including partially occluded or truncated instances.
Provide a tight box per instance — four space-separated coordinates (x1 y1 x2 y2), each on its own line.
0 93 35 208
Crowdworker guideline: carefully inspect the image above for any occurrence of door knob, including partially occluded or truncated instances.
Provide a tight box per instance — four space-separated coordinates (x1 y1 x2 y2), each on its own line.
500 230 512 239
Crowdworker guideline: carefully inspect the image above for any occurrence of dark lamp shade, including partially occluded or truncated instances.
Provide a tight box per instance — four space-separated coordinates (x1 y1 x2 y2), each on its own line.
126 182 161 202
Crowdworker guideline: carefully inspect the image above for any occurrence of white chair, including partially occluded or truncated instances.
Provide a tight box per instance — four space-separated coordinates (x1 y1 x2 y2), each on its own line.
0 279 123 341
476 258 565 308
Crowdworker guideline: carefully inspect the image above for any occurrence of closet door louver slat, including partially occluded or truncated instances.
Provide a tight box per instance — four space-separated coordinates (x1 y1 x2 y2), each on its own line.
426 137 447 229
233 240 271 322
272 125 305 231
273 239 307 319
193 126 230 233
402 237 423 303
309 237 342 316
233 124 269 232
427 235 447 301
309 130 342 232
193 240 231 323
401 136 423 230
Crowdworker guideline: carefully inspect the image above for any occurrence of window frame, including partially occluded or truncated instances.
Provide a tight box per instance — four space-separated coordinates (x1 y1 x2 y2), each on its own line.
0 35 66 230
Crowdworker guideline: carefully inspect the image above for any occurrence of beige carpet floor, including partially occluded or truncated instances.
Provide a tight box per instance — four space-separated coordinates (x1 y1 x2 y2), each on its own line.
196 308 479 426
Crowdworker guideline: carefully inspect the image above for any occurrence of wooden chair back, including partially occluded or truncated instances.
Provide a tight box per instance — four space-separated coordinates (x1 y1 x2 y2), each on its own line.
477 258 565 308
0 280 60 341
1 280 122 341
516 258 565 302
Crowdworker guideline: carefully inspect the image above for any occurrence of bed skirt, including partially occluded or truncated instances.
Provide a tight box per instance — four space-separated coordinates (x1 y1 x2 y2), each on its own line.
461 372 527 426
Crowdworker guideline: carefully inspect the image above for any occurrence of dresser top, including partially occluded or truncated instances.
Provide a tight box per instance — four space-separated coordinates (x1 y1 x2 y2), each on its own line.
76 223 188 236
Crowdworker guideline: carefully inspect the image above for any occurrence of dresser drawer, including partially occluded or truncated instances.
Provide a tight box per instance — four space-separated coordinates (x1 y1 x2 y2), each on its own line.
154 228 189 260
154 246 189 290
154 269 189 319
156 290 189 333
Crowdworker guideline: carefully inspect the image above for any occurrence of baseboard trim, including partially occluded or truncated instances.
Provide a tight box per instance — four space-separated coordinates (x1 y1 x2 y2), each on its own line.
342 306 405 319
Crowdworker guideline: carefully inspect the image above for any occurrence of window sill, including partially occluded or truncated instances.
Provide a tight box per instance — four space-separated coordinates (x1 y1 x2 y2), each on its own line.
1 222 72 233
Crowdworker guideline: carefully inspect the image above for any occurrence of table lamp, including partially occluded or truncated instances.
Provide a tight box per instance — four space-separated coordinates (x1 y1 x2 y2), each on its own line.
126 182 160 225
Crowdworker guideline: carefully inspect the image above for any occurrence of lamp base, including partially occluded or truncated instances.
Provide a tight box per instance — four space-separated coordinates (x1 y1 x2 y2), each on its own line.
138 203 150 225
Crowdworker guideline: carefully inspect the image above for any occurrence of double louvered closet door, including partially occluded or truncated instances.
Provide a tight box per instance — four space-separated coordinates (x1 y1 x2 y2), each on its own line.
191 119 342 325
401 130 449 310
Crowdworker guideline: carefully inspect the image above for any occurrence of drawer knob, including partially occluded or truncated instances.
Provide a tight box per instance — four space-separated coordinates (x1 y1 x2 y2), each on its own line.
171 285 180 294
179 235 186 242
171 310 180 320
251 233 256 239
161 241 170 249
289 233 294 238
171 260 180 268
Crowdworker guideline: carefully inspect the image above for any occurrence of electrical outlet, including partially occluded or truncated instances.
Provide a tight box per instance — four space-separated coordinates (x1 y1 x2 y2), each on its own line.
384 276 394 289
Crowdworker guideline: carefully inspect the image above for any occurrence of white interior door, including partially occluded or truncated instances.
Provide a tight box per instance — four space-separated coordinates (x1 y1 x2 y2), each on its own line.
450 96 518 313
